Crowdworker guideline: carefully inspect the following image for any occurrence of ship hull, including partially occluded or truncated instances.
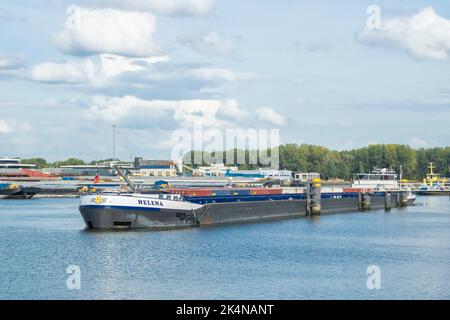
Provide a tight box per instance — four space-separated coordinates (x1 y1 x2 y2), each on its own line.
3 187 41 199
417 191 450 196
79 194 203 229
79 192 408 230
80 206 199 229
0 187 41 199
0 189 16 199
80 199 310 230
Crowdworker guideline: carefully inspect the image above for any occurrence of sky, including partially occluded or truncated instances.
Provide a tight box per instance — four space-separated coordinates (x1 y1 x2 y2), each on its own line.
1 0 450 161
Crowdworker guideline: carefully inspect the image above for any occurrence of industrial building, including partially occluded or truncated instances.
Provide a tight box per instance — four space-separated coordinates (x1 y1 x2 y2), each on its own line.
43 162 133 177
133 158 178 177
0 158 37 176
225 168 293 180
294 172 321 182
193 163 239 177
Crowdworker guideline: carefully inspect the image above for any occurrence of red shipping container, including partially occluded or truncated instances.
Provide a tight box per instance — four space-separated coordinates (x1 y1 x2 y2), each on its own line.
343 188 371 193
250 188 283 195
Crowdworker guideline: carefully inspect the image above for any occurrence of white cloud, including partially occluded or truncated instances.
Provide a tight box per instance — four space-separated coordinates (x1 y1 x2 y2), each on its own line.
407 136 429 148
216 100 249 120
178 32 239 59
24 57 255 92
28 60 92 84
0 54 25 69
27 54 169 85
52 7 158 57
86 0 215 16
357 7 450 60
84 96 286 131
186 67 258 82
0 119 32 134
256 107 286 126
85 95 248 129
0 120 13 134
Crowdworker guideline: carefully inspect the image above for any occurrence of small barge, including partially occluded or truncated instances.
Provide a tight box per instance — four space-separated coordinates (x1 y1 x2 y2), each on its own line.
0 183 41 199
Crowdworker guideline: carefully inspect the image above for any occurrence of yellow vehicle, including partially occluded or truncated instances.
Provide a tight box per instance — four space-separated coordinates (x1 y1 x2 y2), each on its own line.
8 184 19 190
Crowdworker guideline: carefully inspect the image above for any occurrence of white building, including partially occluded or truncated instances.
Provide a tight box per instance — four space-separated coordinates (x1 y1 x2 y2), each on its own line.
294 172 320 182
133 159 177 177
0 158 36 174
260 169 292 180
193 163 238 177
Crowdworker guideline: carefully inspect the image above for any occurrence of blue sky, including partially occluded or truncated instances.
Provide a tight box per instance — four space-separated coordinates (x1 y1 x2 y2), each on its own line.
1 0 450 161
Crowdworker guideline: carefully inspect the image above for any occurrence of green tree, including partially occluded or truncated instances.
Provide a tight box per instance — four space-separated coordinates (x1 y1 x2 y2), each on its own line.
21 158 47 169
52 158 86 167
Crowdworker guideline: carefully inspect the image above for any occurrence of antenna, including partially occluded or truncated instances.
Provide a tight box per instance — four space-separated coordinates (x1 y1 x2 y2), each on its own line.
112 122 117 161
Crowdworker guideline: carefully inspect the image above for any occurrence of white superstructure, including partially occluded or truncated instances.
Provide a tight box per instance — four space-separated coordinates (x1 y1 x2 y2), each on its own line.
294 172 320 182
0 158 36 174
352 168 399 190
80 193 203 212
261 169 291 180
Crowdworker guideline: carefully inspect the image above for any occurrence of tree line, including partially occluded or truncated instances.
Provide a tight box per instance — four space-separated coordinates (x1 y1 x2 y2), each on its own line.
183 144 450 180
21 144 450 180
20 158 115 169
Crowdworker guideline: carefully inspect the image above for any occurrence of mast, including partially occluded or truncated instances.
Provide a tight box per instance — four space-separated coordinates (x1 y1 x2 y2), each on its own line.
112 122 117 160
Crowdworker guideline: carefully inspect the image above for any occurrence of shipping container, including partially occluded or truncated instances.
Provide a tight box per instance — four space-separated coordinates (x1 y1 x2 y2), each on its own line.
250 188 283 195
343 188 371 193
165 187 284 197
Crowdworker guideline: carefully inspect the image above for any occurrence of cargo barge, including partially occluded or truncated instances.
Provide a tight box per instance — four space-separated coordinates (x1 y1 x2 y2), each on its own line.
79 166 414 230
0 183 41 199
79 189 413 230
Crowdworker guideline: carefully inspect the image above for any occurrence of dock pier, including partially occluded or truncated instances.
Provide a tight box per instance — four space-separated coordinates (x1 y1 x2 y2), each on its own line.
306 178 321 216
358 192 372 211
385 192 392 211
397 191 409 207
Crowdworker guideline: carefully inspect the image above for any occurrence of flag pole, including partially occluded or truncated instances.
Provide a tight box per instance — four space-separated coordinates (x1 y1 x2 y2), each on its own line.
113 122 117 161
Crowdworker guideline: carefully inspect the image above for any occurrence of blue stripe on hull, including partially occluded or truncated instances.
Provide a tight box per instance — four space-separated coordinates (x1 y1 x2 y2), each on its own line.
79 205 161 212
186 192 387 204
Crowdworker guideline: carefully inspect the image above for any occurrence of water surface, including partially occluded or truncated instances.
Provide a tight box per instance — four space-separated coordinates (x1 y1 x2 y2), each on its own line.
0 196 449 299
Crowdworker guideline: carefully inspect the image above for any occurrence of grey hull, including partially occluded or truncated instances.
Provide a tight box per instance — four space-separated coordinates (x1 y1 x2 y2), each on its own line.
3 187 42 199
80 194 407 230
0 189 17 199
197 200 308 226
80 207 198 230
80 200 308 230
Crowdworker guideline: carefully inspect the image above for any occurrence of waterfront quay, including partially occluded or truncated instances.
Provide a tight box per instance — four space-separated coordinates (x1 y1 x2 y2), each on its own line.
6 177 418 231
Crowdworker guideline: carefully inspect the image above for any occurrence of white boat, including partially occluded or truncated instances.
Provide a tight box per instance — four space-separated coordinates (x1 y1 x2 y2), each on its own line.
406 192 416 203
352 168 399 191
352 168 416 204
79 193 204 229
0 158 37 173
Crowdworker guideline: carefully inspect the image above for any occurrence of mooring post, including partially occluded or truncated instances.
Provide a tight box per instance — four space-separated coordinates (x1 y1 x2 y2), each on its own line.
305 185 311 217
358 192 362 210
399 191 408 207
385 192 391 211
307 178 321 216
359 192 371 211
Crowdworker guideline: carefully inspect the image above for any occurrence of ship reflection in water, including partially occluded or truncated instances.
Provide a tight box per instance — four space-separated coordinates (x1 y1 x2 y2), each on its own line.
0 196 449 300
